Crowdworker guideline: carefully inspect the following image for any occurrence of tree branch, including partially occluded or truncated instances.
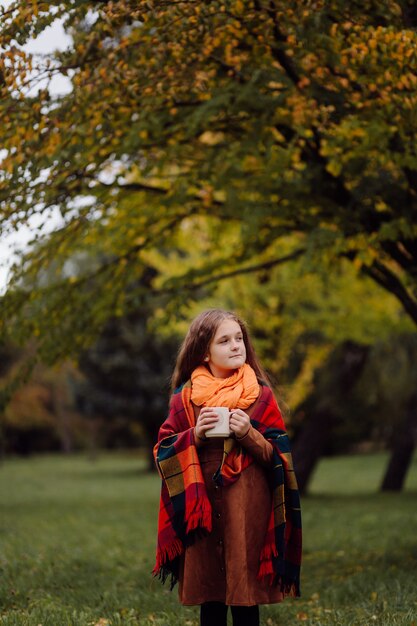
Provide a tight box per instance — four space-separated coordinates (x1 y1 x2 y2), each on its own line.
265 1 300 85
162 248 306 294
381 240 417 272
362 260 417 325
98 179 226 208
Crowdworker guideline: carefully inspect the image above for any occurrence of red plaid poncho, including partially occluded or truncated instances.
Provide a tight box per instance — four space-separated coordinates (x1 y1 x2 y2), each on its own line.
153 380 302 596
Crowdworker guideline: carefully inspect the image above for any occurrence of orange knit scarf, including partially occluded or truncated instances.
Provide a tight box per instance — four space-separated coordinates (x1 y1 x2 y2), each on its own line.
190 363 260 409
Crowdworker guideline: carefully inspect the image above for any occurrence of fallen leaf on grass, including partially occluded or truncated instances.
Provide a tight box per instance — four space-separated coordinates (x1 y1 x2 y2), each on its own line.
297 612 308 621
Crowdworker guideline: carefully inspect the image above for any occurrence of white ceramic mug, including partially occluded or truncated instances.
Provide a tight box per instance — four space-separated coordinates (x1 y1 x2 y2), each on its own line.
205 407 231 438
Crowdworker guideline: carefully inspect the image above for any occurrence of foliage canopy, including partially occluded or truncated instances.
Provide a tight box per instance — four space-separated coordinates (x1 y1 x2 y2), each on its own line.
1 0 417 363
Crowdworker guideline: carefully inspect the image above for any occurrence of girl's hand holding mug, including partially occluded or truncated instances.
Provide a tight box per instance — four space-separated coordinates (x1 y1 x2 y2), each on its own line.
195 407 220 440
229 408 251 439
195 407 251 441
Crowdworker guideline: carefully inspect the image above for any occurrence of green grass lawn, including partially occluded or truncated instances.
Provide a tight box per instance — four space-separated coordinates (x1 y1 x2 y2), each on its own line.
0 450 416 626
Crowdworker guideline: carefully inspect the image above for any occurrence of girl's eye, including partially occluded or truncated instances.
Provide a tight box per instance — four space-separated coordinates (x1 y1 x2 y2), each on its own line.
220 336 242 344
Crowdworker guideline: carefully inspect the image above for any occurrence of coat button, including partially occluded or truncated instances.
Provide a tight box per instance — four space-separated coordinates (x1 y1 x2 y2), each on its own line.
218 539 223 546
216 512 221 519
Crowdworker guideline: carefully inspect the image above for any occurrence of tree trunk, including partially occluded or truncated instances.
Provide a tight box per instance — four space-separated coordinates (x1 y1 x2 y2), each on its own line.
380 392 417 491
52 376 74 454
291 341 369 494
87 416 101 461
292 410 334 494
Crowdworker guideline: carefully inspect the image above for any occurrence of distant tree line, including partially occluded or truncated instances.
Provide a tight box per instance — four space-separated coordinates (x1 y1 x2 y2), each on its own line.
2 313 416 492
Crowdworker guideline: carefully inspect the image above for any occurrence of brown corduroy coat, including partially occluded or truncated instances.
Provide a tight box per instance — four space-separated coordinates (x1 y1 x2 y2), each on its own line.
178 401 285 607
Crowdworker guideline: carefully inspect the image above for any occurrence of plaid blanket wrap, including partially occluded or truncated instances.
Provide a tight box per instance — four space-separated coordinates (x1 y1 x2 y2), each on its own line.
153 380 302 596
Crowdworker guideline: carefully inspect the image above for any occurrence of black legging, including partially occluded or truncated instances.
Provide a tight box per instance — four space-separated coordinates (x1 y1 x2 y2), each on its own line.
200 601 259 626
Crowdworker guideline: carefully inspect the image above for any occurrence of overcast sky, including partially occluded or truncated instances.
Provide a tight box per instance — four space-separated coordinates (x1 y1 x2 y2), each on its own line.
0 5 73 292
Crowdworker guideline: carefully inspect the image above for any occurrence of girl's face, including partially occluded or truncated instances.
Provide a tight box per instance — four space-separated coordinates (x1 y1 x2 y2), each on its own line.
206 319 247 378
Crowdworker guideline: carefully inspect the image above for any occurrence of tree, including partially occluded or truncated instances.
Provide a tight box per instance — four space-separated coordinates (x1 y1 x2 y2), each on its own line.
291 340 370 493
1 0 417 365
0 353 84 456
76 305 179 470
291 333 417 493
380 391 417 491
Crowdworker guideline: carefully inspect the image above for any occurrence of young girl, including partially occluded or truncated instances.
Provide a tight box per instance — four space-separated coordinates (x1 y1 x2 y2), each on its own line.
153 309 302 626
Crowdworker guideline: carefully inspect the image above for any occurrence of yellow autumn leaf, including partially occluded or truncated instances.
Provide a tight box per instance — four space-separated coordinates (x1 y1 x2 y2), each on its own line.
326 160 342 177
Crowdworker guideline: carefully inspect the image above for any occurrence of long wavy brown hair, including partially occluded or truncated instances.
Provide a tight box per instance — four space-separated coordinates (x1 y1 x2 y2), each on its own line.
171 308 272 391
